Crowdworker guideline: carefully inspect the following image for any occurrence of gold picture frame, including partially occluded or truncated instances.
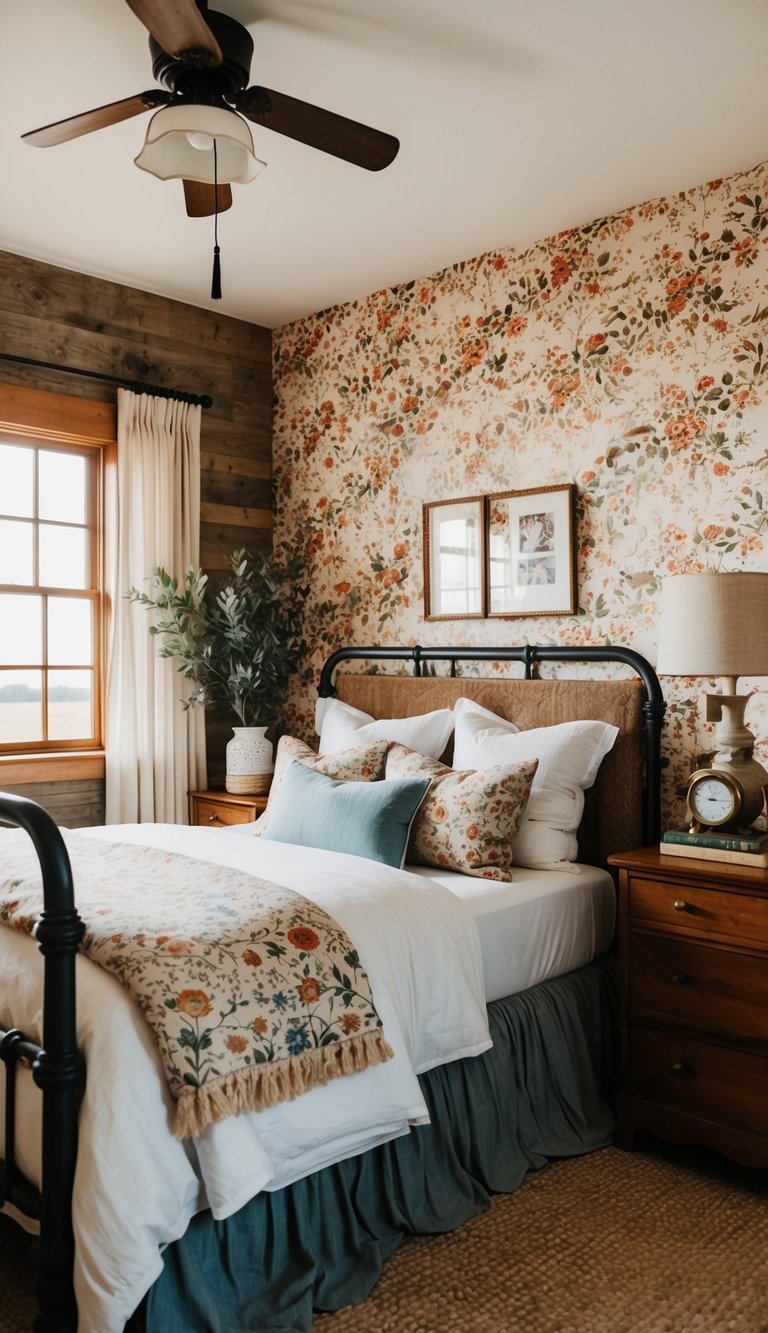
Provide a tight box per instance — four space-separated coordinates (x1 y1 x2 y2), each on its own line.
423 495 486 620
485 483 577 618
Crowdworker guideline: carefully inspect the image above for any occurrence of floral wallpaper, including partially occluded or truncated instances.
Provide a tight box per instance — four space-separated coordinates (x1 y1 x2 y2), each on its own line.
272 161 768 828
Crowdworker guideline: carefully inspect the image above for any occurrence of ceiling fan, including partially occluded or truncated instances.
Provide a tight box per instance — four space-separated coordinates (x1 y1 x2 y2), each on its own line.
21 0 400 220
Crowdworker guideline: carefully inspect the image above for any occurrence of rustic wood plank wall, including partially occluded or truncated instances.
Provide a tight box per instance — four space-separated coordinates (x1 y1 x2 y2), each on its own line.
0 780 105 829
0 247 273 811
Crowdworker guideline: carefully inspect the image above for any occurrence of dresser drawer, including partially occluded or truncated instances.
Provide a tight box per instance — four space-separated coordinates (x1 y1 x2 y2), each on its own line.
630 933 768 1043
629 876 768 946
194 799 257 827
630 1025 768 1137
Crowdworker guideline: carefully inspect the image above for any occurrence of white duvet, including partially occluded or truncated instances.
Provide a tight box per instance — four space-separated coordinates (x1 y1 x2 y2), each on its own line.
0 824 491 1333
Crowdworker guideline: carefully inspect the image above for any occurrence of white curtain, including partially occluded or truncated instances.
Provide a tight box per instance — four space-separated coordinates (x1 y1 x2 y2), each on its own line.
105 390 207 824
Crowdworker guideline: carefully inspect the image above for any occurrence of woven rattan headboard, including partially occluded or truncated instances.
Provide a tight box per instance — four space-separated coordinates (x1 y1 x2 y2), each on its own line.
317 645 665 868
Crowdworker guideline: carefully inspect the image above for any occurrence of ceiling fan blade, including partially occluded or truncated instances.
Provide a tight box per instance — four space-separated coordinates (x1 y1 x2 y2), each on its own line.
233 87 399 172
22 91 172 148
124 0 222 65
183 180 233 217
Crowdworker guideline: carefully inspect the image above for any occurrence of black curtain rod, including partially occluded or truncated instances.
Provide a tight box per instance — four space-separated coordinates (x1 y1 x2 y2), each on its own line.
0 352 213 409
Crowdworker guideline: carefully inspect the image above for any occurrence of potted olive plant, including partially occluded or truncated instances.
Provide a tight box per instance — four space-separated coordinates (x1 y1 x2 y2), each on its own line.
128 548 306 793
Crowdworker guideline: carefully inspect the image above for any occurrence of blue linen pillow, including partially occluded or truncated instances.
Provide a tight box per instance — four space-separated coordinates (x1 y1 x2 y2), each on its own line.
261 761 430 868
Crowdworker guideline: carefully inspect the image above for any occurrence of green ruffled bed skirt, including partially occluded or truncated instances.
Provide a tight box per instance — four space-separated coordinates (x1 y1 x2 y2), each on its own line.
133 954 617 1333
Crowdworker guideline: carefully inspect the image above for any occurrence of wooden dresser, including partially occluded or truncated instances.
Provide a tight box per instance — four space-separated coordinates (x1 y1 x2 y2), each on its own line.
608 845 768 1167
188 790 268 827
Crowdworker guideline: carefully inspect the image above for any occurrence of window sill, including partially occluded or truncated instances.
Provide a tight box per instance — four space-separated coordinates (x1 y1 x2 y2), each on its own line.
0 752 106 785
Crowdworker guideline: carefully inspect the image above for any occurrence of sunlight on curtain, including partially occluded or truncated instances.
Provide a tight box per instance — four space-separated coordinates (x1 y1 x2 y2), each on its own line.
105 390 206 823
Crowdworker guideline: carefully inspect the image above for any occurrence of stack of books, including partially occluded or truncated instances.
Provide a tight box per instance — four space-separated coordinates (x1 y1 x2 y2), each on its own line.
660 827 768 867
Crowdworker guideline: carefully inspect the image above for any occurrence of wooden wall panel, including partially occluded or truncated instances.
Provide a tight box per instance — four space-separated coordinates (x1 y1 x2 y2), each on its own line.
200 520 273 569
0 248 274 819
0 779 105 828
201 453 272 509
0 252 269 354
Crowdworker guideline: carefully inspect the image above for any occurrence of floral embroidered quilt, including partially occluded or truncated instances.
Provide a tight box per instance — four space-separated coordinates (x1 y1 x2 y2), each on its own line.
0 828 393 1139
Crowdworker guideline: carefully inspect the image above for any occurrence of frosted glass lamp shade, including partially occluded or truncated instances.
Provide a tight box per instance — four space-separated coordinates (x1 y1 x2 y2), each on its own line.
134 104 266 184
656 572 768 678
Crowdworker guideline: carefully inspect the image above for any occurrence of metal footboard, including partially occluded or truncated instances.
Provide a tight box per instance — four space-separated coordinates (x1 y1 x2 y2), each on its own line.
0 791 85 1332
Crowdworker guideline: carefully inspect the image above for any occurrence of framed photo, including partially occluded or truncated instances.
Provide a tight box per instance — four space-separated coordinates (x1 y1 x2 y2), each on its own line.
485 483 576 618
423 496 485 620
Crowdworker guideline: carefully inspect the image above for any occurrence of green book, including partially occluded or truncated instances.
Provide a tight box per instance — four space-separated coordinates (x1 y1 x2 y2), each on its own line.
662 828 768 853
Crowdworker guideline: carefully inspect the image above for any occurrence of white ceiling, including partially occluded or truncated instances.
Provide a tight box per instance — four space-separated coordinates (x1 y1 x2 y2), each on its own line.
2 0 768 331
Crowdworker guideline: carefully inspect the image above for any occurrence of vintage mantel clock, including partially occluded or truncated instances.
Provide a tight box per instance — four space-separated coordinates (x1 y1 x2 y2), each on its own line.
685 766 766 832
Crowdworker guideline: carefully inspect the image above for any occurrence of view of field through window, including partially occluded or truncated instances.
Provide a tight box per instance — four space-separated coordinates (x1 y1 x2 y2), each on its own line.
0 439 96 749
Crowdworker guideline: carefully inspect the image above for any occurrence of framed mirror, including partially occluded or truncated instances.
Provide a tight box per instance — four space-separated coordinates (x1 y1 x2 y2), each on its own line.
423 496 485 620
486 483 576 617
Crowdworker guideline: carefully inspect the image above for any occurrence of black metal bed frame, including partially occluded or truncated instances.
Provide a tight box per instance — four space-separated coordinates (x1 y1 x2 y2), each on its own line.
0 642 664 1332
0 792 85 1332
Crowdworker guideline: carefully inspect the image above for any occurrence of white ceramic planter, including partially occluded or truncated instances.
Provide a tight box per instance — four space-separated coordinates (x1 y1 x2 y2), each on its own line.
225 726 274 795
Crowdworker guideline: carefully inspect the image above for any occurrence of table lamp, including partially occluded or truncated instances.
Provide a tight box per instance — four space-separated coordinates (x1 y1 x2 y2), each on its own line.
656 571 768 826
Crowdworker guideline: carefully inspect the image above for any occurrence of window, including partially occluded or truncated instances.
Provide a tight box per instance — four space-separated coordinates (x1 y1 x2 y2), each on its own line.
0 386 115 758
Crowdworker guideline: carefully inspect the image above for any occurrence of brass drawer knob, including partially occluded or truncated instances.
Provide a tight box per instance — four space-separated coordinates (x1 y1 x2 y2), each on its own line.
208 813 223 824
671 1061 685 1073
673 899 687 912
671 971 688 986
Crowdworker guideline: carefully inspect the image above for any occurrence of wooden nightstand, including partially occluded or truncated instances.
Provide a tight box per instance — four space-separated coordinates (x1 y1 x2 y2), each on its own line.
608 846 768 1167
188 790 268 828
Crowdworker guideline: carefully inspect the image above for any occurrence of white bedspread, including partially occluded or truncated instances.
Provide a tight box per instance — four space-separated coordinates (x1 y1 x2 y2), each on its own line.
406 862 616 1002
0 824 491 1333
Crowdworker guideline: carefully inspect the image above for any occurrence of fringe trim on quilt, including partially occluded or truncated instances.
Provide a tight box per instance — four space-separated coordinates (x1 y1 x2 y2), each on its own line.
173 1030 395 1140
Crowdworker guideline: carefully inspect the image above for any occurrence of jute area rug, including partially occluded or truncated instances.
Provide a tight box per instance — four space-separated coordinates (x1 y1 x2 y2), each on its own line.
2 1143 766 1332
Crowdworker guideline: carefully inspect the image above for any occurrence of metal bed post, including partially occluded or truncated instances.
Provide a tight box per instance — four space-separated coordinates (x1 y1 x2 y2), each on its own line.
0 791 85 1333
317 643 666 847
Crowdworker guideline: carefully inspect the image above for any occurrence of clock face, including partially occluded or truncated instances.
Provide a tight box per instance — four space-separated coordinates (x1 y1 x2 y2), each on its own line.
689 774 738 826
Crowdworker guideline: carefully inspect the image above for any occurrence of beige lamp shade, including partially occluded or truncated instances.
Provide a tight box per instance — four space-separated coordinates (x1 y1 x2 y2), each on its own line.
134 104 266 185
656 572 768 678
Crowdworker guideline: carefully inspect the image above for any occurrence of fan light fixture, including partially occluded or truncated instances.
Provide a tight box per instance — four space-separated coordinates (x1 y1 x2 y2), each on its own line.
134 103 266 301
134 103 266 183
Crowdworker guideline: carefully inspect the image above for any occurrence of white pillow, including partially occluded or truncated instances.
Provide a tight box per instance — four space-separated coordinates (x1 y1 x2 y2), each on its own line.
452 697 618 871
318 697 455 760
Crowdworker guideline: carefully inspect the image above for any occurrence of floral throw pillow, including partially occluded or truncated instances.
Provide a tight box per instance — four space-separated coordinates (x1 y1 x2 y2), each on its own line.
385 744 539 881
253 735 390 837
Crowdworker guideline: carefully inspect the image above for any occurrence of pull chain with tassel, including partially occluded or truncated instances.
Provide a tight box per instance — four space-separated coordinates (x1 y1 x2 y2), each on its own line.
211 138 222 300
